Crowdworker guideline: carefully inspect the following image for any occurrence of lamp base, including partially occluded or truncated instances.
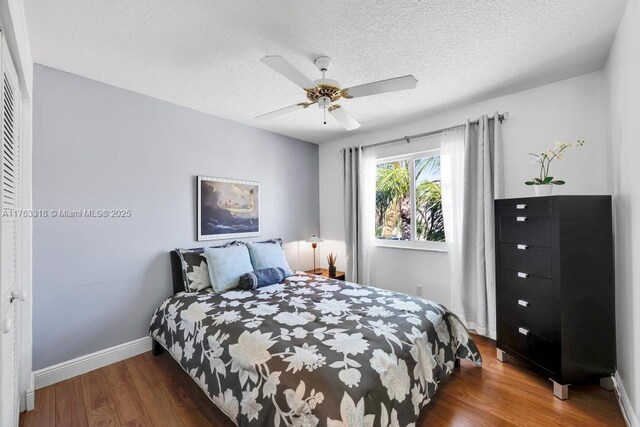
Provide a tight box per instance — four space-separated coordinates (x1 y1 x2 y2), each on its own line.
312 244 317 273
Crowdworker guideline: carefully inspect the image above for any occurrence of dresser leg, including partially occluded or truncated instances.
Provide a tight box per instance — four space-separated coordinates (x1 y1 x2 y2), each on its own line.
599 376 615 391
496 348 506 362
553 381 569 400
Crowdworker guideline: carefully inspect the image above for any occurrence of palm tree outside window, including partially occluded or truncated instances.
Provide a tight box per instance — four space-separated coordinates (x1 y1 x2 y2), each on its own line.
375 150 445 249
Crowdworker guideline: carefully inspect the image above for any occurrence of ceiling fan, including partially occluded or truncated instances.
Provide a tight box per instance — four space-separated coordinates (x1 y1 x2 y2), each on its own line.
256 55 418 131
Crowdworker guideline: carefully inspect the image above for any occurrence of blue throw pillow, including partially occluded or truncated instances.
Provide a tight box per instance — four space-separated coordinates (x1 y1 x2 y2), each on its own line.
247 241 294 277
176 241 245 292
238 267 286 290
204 245 254 293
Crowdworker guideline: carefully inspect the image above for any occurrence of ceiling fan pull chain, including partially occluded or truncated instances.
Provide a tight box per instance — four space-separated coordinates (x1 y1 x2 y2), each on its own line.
324 107 326 125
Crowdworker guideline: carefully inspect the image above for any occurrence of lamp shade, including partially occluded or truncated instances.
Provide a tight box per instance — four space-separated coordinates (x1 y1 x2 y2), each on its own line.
305 235 323 243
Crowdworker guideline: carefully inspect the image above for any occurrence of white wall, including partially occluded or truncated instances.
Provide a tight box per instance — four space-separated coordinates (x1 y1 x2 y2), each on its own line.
319 71 607 306
605 0 640 423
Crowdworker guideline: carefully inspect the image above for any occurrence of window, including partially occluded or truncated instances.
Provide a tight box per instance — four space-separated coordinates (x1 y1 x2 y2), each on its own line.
375 151 446 250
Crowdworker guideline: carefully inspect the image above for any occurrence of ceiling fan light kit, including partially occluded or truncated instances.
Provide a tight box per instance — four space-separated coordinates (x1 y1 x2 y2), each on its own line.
257 55 418 131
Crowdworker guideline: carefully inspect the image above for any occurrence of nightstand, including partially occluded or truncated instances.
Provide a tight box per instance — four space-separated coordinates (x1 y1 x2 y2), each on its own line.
306 268 345 281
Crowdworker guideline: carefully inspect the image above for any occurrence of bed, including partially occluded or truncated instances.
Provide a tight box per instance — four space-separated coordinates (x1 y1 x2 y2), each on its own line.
149 251 481 426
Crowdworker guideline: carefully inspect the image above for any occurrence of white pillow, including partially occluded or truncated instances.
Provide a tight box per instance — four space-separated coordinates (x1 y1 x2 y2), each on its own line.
204 245 254 293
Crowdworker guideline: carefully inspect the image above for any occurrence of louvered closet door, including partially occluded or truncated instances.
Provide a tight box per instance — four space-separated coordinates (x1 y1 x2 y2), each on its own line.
0 33 21 427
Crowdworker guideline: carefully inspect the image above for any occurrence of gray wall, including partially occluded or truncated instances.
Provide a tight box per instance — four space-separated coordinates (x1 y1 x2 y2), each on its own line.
32 65 319 369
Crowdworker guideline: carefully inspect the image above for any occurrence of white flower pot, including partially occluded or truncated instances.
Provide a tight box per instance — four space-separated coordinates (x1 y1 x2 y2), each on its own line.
534 184 553 196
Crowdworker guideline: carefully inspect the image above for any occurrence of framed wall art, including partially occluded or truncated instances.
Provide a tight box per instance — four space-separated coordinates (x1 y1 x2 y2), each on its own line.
197 176 260 241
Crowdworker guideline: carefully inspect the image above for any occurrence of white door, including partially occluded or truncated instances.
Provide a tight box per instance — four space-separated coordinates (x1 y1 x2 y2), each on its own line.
0 32 22 427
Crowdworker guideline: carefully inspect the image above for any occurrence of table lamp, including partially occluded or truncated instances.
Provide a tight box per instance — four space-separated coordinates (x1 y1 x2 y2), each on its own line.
305 235 323 273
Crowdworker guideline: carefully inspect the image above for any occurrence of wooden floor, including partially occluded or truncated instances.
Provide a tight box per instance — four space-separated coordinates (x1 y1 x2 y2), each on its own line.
20 335 625 426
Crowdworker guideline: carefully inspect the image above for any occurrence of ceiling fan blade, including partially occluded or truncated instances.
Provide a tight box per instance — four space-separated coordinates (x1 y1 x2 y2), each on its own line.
255 102 311 120
261 55 317 90
329 105 361 131
343 75 418 99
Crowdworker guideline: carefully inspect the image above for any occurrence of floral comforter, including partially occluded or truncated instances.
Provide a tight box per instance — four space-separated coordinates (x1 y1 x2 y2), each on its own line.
149 273 481 426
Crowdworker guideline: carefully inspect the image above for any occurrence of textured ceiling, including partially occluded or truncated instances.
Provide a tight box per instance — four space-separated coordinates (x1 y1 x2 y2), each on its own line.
25 0 627 144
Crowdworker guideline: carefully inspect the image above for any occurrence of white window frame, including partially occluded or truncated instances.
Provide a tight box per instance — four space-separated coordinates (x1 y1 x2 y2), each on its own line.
374 149 447 252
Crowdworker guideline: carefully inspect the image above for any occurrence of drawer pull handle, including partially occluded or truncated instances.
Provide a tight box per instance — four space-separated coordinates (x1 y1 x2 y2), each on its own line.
516 216 527 222
516 204 527 210
518 327 529 336
517 272 529 278
518 299 529 307
517 244 529 250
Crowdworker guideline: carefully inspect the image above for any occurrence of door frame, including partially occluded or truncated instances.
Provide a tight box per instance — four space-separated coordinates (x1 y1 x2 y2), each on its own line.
0 0 34 413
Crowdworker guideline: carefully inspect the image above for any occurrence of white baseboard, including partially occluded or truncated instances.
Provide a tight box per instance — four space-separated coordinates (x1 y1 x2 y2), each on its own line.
615 371 639 427
34 336 152 390
25 388 35 411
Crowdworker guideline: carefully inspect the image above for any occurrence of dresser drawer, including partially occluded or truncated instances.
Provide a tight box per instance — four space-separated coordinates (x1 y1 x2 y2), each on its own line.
499 269 553 305
500 243 552 278
498 202 551 217
499 216 551 247
501 293 553 341
500 320 555 371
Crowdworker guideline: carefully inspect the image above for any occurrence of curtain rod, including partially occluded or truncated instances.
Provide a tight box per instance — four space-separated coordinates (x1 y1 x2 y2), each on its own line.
362 112 509 150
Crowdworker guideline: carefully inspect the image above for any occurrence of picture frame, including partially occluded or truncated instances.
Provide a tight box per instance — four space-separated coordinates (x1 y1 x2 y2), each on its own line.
197 176 261 241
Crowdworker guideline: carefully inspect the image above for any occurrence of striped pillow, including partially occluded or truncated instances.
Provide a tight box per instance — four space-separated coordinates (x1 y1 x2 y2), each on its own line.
238 267 286 290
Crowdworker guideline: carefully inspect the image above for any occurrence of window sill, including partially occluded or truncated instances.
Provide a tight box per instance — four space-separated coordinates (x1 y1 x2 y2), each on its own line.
373 243 448 253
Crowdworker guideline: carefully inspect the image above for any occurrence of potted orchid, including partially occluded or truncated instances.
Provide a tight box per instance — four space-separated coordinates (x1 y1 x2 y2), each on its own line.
525 139 585 196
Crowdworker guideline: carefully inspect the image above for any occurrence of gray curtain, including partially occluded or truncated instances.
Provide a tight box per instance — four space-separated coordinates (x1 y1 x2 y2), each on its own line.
343 146 363 282
459 114 503 338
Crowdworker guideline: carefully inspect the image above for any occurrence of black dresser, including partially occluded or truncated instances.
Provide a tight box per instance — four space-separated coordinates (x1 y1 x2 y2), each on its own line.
495 196 615 399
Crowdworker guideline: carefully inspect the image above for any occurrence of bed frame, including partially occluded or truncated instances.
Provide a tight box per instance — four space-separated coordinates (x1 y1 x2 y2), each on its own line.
152 250 187 356
169 250 186 295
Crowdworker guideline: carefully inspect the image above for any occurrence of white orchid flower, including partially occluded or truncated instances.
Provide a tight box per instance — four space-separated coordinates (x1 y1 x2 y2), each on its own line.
555 141 572 150
525 139 585 187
